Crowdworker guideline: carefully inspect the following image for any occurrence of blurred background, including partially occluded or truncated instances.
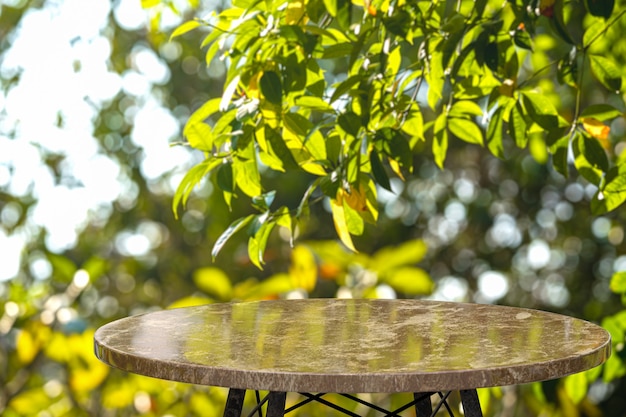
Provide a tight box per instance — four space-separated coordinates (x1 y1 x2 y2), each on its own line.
1 0 625 416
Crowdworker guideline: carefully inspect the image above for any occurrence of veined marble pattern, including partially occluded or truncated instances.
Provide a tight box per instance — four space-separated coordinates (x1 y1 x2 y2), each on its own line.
94 299 611 393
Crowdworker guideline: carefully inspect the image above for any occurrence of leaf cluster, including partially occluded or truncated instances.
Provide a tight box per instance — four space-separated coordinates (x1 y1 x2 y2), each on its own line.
171 0 626 266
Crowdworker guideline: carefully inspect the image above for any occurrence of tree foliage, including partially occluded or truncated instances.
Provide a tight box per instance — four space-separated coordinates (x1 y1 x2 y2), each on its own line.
173 0 626 266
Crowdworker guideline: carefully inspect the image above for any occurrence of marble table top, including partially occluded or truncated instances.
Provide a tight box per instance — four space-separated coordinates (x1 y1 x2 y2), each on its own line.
94 299 611 393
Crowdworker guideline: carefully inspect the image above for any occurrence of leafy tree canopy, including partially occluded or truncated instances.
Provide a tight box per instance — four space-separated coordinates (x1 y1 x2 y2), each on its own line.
173 0 626 267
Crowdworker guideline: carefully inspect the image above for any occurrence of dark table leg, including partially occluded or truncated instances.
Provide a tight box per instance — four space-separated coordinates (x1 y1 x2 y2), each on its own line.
224 389 246 417
266 391 287 417
414 392 434 416
460 390 483 417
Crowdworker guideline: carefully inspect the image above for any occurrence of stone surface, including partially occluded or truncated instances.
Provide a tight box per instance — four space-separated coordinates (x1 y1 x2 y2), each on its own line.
94 299 611 393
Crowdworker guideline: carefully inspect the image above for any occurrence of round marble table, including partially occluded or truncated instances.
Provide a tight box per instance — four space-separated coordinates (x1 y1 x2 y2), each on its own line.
94 299 611 417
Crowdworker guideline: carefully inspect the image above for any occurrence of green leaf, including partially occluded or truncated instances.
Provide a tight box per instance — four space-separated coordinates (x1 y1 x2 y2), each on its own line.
173 158 221 217
513 28 533 51
585 0 614 19
573 132 605 185
217 162 234 207
433 113 448 168
593 163 626 214
442 12 466 34
589 55 622 93
248 219 276 269
549 135 570 177
529 132 549 164
610 271 626 294
343 200 365 236
322 0 337 17
370 149 391 191
212 215 255 260
295 96 334 112
326 134 342 163
449 100 484 118
473 0 487 18
382 8 412 38
441 28 466 70
600 315 626 382
323 43 354 59
251 191 276 211
557 48 578 88
580 104 623 121
564 372 588 404
284 113 327 161
274 206 293 242
522 91 560 130
338 112 362 136
170 20 202 40
81 257 108 282
602 348 626 382
193 267 233 301
346 150 361 185
484 42 499 72
184 122 214 151
385 46 402 78
234 135 262 197
581 131 609 172
260 71 283 105
487 107 505 158
371 240 428 274
401 104 424 144
48 254 77 283
205 39 222 66
583 18 605 48
337 0 352 31
265 126 299 170
509 101 528 148
185 98 220 123
448 117 484 145
330 75 364 103
381 267 433 295
426 43 445 110
547 0 574 44
387 131 412 171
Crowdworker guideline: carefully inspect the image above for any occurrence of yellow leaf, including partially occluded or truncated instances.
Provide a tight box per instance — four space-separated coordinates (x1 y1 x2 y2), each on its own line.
564 372 588 404
285 0 308 25
70 365 109 392
45 332 72 363
68 331 110 392
388 158 405 180
246 72 261 100
331 191 357 252
260 102 281 129
102 378 135 409
141 0 160 8
344 185 368 212
582 117 611 149
382 267 433 295
17 321 51 365
168 296 213 309
193 267 233 301
16 329 37 364
8 388 52 414
170 20 202 40
289 245 318 292
300 161 327 175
